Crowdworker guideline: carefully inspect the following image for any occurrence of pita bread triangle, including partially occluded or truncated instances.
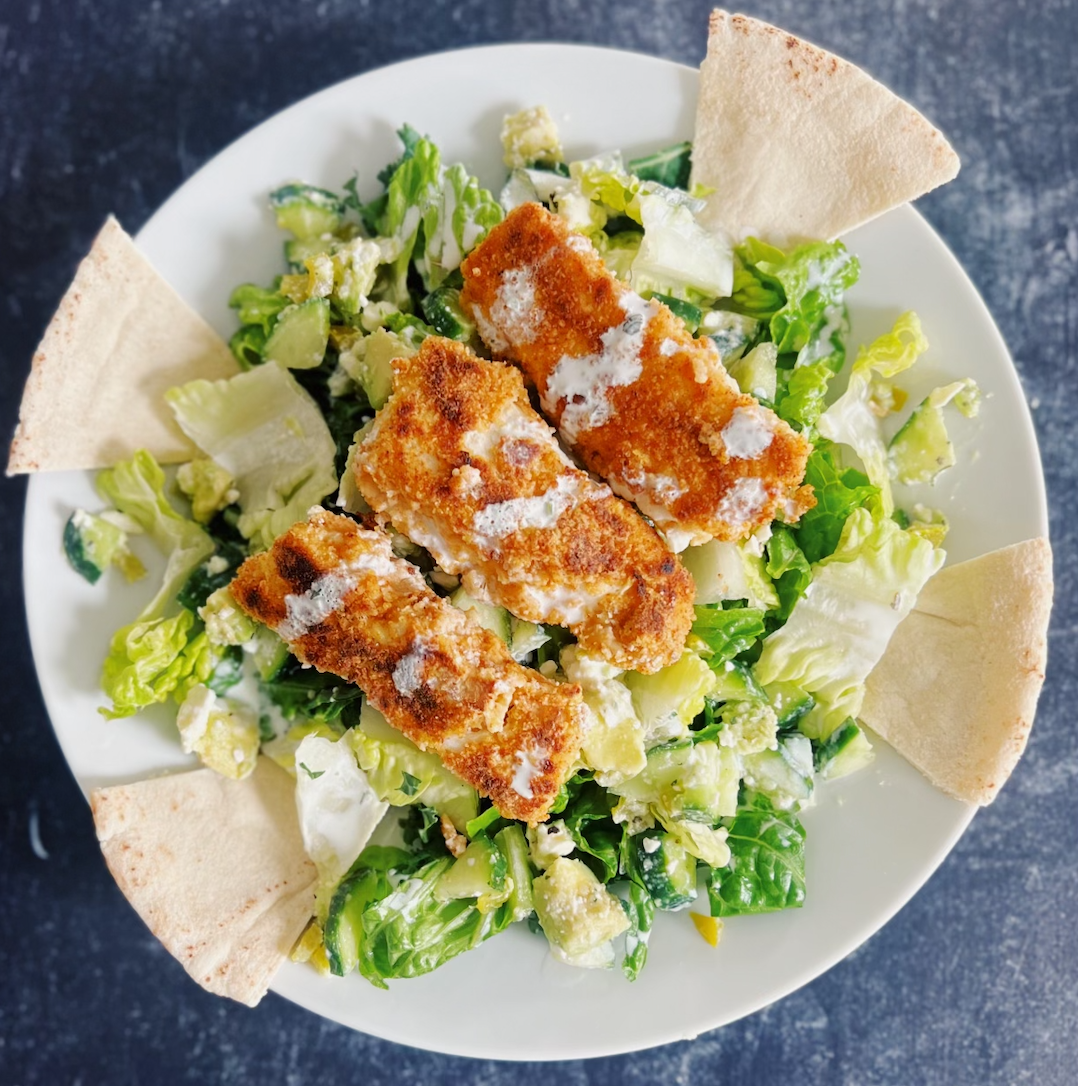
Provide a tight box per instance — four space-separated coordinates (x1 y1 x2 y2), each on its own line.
860 537 1053 806
7 216 237 475
91 756 316 1006
691 10 960 244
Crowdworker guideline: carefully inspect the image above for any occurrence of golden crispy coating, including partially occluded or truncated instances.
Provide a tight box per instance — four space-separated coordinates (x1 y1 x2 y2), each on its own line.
230 509 586 822
354 336 694 674
459 202 815 547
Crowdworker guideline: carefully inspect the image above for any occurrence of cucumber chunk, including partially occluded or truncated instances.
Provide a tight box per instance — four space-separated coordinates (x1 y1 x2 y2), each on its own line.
450 587 511 642
650 292 702 334
815 719 875 780
263 298 331 370
629 830 697 911
764 681 816 730
421 285 476 342
711 659 766 703
742 735 815 810
435 836 511 913
270 183 344 239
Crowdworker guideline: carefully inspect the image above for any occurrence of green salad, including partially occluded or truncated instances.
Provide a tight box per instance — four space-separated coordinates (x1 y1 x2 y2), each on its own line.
66 106 978 986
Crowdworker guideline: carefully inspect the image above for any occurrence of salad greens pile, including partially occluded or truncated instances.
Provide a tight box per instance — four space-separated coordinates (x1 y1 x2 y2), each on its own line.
66 106 978 986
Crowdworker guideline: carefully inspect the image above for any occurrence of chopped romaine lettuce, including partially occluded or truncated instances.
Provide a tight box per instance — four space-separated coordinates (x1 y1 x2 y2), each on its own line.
793 443 880 564
294 733 388 898
706 793 806 916
165 363 338 552
756 507 945 738
818 312 929 512
96 450 216 621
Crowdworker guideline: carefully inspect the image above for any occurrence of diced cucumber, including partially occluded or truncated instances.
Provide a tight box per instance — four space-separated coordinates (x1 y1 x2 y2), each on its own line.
434 836 511 913
889 399 955 485
629 830 697 911
815 719 875 781
340 327 409 410
495 824 535 922
889 379 979 486
421 285 476 342
764 681 816 729
612 739 739 824
285 234 338 271
726 341 778 403
651 292 702 334
702 310 759 363
508 615 550 661
624 653 718 741
450 587 511 642
711 659 766 703
63 509 131 585
270 183 344 239
263 298 331 370
251 626 290 682
742 736 815 810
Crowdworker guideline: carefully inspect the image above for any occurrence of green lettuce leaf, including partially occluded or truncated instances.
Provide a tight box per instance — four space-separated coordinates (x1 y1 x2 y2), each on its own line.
706 792 806 916
764 528 812 621
818 312 929 513
100 609 197 719
755 506 945 738
690 606 767 666
794 443 880 564
166 362 338 552
96 450 215 621
356 855 515 988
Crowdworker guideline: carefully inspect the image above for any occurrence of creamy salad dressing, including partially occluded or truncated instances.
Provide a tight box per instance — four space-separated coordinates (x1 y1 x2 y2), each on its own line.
714 476 769 530
511 743 550 799
543 292 658 443
277 547 410 642
721 405 775 460
471 473 604 551
392 636 430 698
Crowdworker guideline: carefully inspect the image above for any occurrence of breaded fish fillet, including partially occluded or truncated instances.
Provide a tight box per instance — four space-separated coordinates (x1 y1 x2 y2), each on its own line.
459 202 815 548
230 509 586 823
354 336 694 674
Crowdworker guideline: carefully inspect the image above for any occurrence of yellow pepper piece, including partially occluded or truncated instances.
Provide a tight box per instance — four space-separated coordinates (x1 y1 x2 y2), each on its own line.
690 912 723 948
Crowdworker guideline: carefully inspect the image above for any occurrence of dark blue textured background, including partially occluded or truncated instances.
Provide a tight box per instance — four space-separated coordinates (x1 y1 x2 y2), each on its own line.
2 1 1075 1082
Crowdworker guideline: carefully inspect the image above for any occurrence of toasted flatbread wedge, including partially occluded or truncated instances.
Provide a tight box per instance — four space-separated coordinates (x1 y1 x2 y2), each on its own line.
7 216 236 475
90 756 316 1006
860 538 1053 805
691 10 960 244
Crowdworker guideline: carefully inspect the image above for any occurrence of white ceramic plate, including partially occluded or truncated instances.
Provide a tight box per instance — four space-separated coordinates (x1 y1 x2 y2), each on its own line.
24 44 1047 1061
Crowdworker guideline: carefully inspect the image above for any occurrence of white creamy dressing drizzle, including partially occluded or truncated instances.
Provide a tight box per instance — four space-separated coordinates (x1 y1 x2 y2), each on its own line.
483 266 543 347
565 233 595 255
471 473 604 550
438 170 462 272
511 744 550 799
520 581 610 627
659 337 679 357
543 292 657 444
715 476 769 530
721 405 775 460
461 410 558 460
277 547 408 642
392 637 430 698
